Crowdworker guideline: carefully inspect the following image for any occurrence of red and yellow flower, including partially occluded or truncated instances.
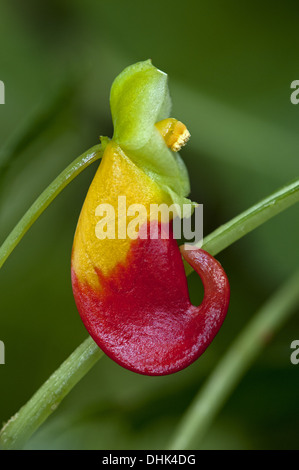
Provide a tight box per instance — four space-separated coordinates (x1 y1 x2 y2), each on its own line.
71 60 230 375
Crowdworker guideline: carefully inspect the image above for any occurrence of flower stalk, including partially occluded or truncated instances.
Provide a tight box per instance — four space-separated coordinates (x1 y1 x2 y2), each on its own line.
0 176 298 448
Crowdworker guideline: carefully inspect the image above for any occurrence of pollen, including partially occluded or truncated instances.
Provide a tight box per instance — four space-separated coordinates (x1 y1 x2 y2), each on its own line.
155 118 191 152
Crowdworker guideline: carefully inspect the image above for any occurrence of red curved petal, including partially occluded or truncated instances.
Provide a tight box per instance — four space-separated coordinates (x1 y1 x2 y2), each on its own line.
72 223 230 375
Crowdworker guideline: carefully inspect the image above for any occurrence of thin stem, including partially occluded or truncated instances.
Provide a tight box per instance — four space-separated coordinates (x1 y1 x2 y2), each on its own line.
0 144 103 269
0 155 298 449
0 337 104 450
0 80 78 177
168 269 299 450
203 179 299 256
185 178 299 275
1 180 298 449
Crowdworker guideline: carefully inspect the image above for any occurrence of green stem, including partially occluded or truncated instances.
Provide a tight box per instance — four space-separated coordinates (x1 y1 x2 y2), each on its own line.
185 178 299 275
0 80 78 177
0 156 298 449
0 144 103 269
203 179 299 256
168 269 299 450
0 337 104 450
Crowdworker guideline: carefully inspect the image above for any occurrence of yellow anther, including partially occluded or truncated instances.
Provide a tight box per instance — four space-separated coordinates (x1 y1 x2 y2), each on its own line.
155 118 190 152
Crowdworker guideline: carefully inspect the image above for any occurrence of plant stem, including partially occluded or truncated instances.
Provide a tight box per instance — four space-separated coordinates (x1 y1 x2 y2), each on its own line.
0 156 298 449
0 144 103 269
185 178 299 275
203 179 299 255
0 337 104 450
168 269 299 450
0 80 78 177
1 180 298 449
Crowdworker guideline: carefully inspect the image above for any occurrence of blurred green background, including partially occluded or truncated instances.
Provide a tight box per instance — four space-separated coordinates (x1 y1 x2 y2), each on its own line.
0 0 298 449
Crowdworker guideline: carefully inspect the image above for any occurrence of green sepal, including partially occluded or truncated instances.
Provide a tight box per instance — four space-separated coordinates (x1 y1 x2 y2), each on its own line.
110 60 195 213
